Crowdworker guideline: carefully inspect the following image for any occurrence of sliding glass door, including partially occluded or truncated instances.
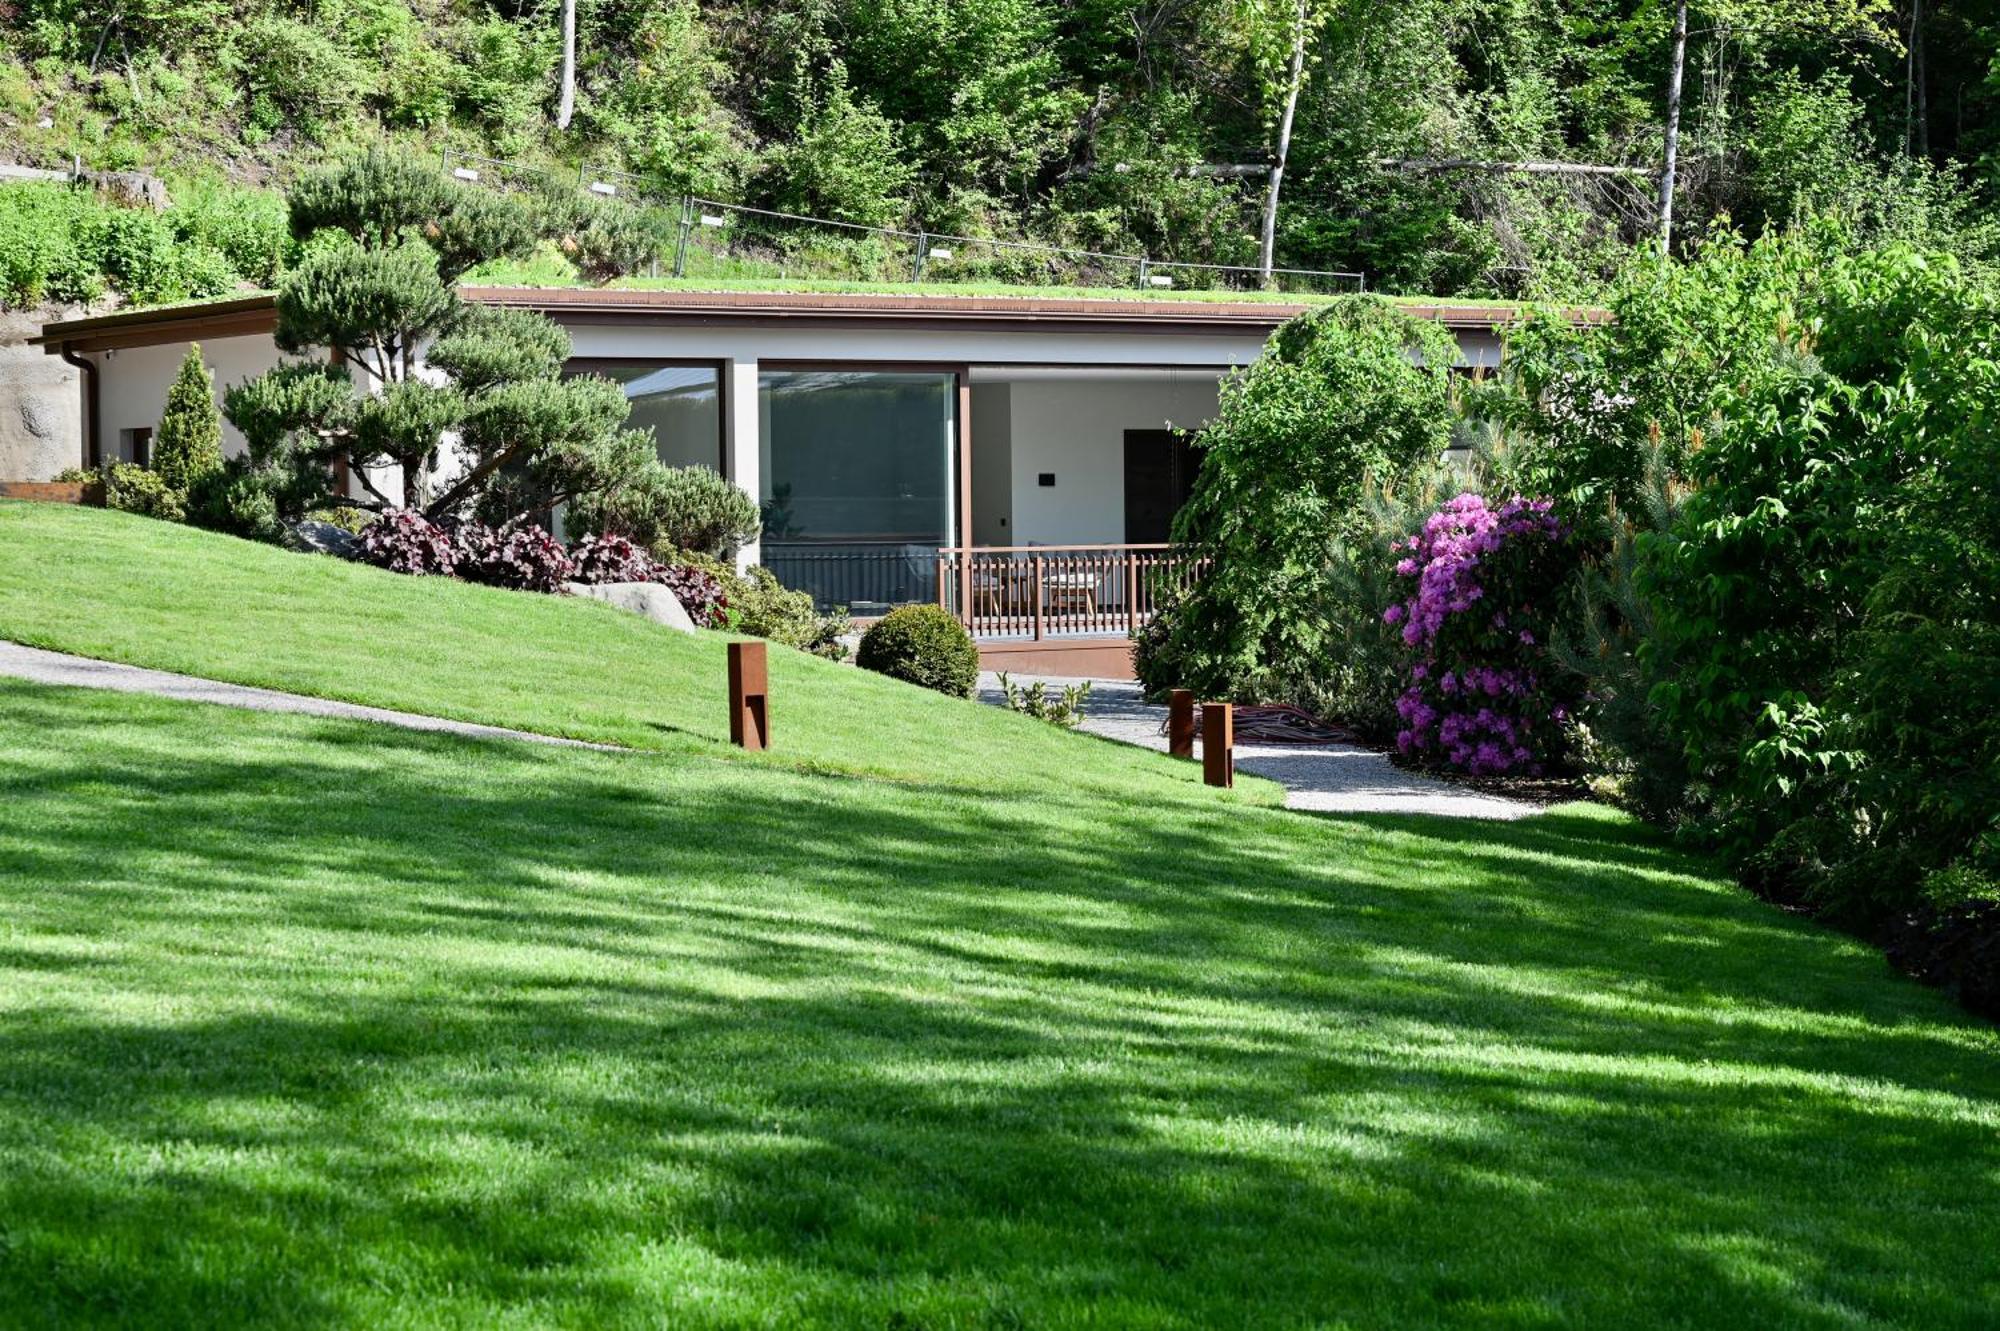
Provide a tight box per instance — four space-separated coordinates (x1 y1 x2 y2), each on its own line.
758 370 957 612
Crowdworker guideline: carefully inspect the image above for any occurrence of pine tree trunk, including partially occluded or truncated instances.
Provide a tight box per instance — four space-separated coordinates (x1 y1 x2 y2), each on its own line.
556 0 577 131
1259 0 1307 288
1657 0 1688 257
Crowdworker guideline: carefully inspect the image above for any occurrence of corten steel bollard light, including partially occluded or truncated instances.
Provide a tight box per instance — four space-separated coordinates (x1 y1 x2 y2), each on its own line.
728 641 770 750
1201 702 1234 788
1168 689 1196 759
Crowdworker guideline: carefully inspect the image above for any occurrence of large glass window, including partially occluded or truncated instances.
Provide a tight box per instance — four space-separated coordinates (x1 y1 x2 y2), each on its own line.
590 362 723 471
758 370 957 611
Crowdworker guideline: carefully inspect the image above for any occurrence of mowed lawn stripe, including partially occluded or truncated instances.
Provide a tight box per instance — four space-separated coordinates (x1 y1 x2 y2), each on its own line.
1 680 1995 1328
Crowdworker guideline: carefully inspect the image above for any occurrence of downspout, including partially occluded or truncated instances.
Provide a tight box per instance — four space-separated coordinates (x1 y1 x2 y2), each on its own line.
58 343 99 468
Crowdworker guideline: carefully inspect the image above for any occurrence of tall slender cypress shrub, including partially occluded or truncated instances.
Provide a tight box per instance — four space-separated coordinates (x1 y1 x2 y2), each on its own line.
153 343 225 499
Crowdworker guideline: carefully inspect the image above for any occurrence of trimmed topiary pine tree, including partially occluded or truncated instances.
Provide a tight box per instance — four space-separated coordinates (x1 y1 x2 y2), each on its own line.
152 343 225 500
212 149 655 538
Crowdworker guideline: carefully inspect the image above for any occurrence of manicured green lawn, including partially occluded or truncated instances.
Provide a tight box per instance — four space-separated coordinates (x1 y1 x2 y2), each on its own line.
0 501 1277 802
2 504 1997 1327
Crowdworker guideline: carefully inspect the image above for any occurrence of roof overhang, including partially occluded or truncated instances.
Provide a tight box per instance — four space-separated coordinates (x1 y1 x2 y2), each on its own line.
36 286 1607 353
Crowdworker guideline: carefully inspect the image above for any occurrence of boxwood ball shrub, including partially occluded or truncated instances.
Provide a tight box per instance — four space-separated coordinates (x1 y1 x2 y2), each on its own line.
857 604 980 698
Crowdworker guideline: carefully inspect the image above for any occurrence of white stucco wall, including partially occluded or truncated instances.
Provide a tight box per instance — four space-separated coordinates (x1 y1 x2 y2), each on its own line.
999 375 1220 546
93 334 287 462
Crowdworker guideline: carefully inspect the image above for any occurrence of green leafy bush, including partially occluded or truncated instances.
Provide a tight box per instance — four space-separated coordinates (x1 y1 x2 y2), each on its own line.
1137 297 1457 706
448 18 549 154
732 565 851 660
97 461 184 522
857 604 979 698
0 182 104 306
1557 236 1999 971
168 181 289 287
92 207 191 305
233 15 367 139
763 60 913 229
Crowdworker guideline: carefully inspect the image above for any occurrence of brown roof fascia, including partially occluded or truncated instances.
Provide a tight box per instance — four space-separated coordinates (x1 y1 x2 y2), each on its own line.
32 295 279 353
36 287 1607 351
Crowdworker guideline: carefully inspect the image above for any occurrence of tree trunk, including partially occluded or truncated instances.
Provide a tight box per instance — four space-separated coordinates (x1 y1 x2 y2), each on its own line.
1657 0 1688 257
556 0 577 131
1911 0 1929 157
1259 0 1307 288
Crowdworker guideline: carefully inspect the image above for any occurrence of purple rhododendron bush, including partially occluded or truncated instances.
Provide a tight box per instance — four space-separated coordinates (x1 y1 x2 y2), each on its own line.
1385 493 1577 777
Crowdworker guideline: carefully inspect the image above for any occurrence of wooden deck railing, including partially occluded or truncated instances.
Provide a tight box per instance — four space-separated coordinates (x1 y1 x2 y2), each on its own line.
936 543 1206 639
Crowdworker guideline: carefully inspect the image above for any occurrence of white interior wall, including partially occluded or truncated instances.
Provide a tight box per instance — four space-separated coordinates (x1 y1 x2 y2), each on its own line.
1000 376 1220 546
93 334 286 462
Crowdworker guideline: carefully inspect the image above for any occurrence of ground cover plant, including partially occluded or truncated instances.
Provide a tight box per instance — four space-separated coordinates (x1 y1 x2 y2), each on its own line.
1 509 1998 1323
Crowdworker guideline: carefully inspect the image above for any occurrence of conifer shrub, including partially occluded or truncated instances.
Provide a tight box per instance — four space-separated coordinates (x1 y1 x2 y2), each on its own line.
153 344 226 499
569 463 760 560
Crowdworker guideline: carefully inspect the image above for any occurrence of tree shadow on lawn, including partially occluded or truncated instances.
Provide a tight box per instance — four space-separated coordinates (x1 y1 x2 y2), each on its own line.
3 687 1998 1327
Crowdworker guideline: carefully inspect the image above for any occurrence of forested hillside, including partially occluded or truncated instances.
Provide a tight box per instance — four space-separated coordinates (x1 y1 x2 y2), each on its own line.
3 0 1999 300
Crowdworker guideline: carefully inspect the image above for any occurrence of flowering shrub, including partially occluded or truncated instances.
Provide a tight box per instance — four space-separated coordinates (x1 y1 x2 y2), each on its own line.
360 509 456 576
454 521 575 593
651 561 728 629
569 533 656 585
1384 493 1573 776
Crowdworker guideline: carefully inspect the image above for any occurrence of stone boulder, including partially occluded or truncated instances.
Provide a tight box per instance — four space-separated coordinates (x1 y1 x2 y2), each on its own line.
564 580 695 633
84 169 171 211
286 520 363 560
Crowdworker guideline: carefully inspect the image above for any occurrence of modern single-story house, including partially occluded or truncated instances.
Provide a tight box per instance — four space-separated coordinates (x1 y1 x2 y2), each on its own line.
34 287 1580 675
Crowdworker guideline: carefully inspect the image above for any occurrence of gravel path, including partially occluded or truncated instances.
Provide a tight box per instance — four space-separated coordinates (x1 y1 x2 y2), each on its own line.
0 641 619 750
979 673 1538 820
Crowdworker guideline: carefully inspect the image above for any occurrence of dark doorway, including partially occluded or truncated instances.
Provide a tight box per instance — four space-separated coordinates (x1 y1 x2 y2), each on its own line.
1123 428 1199 544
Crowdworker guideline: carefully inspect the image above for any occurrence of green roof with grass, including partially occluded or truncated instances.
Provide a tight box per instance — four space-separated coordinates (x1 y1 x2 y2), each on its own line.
0 501 1994 1328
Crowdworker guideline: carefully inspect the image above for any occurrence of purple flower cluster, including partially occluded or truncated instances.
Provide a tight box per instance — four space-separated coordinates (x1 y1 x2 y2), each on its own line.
1384 493 1571 776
